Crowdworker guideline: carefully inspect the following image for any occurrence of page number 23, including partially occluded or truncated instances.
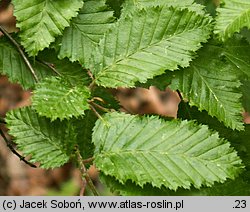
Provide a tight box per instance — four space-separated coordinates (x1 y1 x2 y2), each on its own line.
233 200 247 208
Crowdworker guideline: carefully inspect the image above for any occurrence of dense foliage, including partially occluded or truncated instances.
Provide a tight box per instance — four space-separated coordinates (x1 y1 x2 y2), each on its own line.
0 0 250 195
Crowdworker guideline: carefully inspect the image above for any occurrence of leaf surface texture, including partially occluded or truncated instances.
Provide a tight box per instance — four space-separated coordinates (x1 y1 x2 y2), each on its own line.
93 112 242 190
6 107 76 168
58 0 115 66
32 77 90 121
0 37 53 89
215 0 250 40
12 0 83 56
91 6 212 88
171 43 244 130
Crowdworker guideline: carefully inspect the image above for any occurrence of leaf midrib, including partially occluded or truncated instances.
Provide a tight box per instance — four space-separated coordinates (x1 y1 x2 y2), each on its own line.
96 18 209 79
14 116 66 154
72 23 100 43
223 8 250 35
204 43 250 77
97 150 237 166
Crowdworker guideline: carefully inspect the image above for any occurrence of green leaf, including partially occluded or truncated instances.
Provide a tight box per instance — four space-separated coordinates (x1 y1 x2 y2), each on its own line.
216 37 250 78
92 87 120 110
91 6 212 88
6 107 76 168
102 124 250 196
241 28 250 44
106 0 125 18
102 123 250 196
194 0 217 16
220 125 250 187
37 49 91 86
242 80 250 112
0 36 53 89
100 174 175 196
32 77 90 121
136 72 173 90
93 112 242 190
177 101 233 138
230 125 250 166
73 110 97 160
101 174 250 196
58 0 115 66
177 102 250 172
170 42 244 130
215 0 250 41
191 37 250 79
178 101 250 182
12 0 83 56
198 178 250 195
123 0 205 14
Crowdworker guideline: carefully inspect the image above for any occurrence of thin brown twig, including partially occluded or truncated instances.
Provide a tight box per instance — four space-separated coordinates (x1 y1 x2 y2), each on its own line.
89 104 104 121
177 89 192 120
36 59 62 76
0 25 39 82
80 178 87 196
89 102 111 127
82 157 94 164
88 101 111 113
0 127 37 168
89 97 105 104
86 70 96 90
88 80 96 90
0 118 6 124
75 146 99 196
87 70 94 81
176 89 183 101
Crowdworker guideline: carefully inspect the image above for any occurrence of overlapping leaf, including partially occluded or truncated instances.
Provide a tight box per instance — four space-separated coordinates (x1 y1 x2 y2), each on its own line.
58 0 115 66
12 0 83 56
93 112 242 190
0 36 53 89
6 107 76 168
217 37 250 78
222 125 250 187
137 72 173 90
92 87 120 110
37 49 91 85
91 6 212 88
177 103 250 160
123 0 205 14
73 110 97 160
101 174 250 196
32 77 90 121
102 124 250 196
215 0 250 40
106 0 125 17
177 102 233 139
171 43 244 130
241 28 250 44
242 80 250 112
